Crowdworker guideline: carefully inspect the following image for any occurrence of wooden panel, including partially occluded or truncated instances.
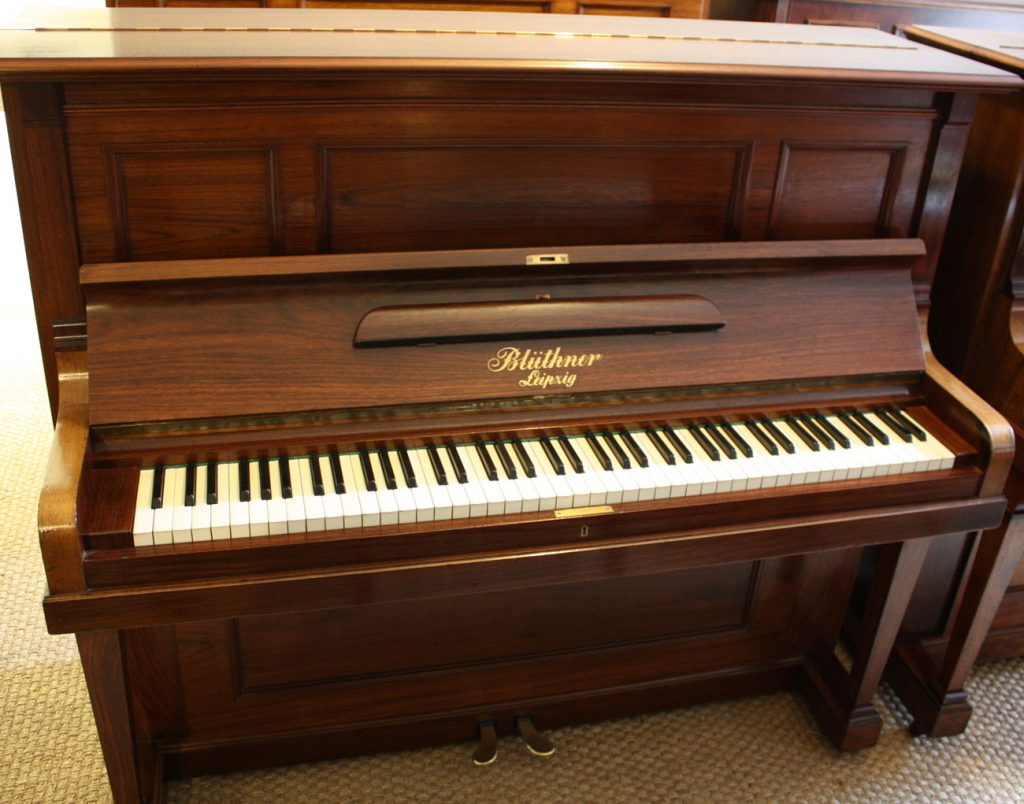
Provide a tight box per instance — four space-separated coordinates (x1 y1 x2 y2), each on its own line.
322 143 748 253
176 556 810 738
768 143 905 240
107 0 709 13
107 145 282 261
85 267 925 424
235 564 754 689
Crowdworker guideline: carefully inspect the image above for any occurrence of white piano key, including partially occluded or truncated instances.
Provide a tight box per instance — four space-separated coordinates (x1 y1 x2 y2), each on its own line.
335 454 365 528
228 462 250 539
493 442 540 514
526 440 575 509
318 454 346 530
575 436 625 504
210 463 232 540
152 466 176 546
435 447 475 519
403 450 440 522
285 457 308 533
169 466 192 544
299 456 326 532
484 443 524 514
409 449 452 521
514 442 558 511
904 411 956 470
382 450 418 524
132 468 155 547
776 422 825 485
346 452 380 527
462 445 506 516
190 463 212 541
674 428 732 494
864 413 928 475
265 459 290 535
248 460 270 538
634 431 692 498
606 432 657 501
368 451 399 526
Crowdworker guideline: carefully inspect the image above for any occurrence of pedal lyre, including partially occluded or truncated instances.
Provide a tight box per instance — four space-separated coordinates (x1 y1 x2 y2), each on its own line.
515 716 555 757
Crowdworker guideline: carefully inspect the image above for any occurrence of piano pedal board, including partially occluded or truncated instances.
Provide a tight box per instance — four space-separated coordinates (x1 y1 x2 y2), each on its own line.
472 716 556 765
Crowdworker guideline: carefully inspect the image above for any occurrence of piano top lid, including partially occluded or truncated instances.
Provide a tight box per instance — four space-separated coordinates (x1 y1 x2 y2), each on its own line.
905 26 1024 76
0 8 1019 89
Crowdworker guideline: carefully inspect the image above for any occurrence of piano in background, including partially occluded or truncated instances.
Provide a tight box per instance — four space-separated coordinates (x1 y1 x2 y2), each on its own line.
1 9 1020 801
105 0 1024 31
893 25 1024 732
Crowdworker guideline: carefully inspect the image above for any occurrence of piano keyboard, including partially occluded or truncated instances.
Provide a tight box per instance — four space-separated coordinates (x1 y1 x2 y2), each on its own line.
131 409 954 546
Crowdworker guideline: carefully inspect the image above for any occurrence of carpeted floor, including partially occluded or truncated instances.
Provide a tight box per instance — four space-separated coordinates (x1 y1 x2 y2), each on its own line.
2 120 1024 804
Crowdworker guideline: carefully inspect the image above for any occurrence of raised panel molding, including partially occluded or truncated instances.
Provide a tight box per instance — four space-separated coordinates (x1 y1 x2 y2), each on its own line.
317 141 753 254
105 143 283 261
767 141 908 241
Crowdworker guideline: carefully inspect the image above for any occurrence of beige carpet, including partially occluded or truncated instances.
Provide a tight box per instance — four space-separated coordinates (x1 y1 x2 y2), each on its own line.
3 126 1024 804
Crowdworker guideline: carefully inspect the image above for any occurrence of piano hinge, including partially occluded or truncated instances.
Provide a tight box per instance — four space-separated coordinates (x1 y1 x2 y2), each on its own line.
53 318 87 352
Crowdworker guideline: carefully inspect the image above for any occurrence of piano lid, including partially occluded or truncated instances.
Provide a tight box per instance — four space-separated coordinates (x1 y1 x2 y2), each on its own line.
905 26 1024 76
0 8 1019 89
83 240 925 426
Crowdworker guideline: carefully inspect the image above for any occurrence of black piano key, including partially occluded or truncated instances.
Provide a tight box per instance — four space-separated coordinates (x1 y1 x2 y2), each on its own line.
688 424 720 461
888 407 927 441
800 415 834 450
814 414 850 449
278 456 293 498
474 442 498 481
662 427 693 464
558 434 585 473
397 446 417 488
586 433 613 470
150 464 166 509
644 427 676 465
761 418 795 454
619 430 649 467
493 440 517 480
785 417 820 451
702 422 736 459
602 431 631 469
357 448 376 492
183 461 197 507
204 460 217 505
309 454 325 495
426 444 447 485
744 420 778 456
875 409 914 443
719 421 753 458
258 457 272 500
446 443 468 484
852 410 888 445
379 449 399 490
238 458 251 502
540 436 566 475
329 450 345 494
838 412 873 446
511 437 536 478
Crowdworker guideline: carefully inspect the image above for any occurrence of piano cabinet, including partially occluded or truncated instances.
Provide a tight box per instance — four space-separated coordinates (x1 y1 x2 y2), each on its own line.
34 241 1017 801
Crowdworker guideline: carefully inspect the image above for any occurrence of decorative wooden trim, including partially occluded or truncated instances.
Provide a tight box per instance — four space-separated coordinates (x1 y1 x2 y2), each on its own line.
104 141 284 261
767 139 908 240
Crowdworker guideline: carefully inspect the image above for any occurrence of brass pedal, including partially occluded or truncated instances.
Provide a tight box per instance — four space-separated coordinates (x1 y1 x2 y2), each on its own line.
472 719 498 766
515 716 555 757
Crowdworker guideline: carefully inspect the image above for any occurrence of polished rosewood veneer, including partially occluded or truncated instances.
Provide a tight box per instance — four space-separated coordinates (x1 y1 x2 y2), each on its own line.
1 10 1021 802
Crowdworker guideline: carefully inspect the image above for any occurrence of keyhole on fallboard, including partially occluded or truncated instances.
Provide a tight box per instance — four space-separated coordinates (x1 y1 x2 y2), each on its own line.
579 525 589 538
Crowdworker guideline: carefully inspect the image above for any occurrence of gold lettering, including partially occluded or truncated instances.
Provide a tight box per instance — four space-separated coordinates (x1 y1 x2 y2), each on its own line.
489 344 601 389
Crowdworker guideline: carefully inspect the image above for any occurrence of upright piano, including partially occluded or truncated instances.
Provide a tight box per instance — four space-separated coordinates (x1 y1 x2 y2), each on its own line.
1 9 1020 801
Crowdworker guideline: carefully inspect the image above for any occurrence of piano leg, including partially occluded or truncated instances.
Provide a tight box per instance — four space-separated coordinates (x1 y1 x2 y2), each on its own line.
886 514 1024 737
802 539 931 751
77 630 160 804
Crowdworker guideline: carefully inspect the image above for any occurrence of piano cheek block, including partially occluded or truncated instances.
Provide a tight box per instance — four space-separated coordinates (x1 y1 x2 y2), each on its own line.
352 295 725 348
